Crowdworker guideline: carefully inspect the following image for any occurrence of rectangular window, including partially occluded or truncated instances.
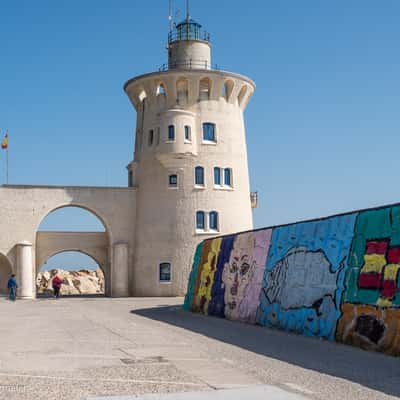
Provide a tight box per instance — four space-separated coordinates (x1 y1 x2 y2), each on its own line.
128 171 133 187
169 174 178 187
202 122 216 142
159 263 171 282
209 211 219 230
168 125 175 141
148 130 154 146
195 166 204 186
184 125 191 142
196 211 205 230
214 167 221 185
224 168 232 186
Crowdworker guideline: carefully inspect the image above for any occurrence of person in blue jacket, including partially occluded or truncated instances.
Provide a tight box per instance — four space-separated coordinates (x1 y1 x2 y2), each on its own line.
7 274 18 301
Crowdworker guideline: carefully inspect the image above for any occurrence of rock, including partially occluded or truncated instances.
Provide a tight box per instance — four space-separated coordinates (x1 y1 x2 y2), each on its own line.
36 268 105 295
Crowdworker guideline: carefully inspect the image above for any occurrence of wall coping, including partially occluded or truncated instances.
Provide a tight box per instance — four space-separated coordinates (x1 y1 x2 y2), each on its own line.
1 184 136 191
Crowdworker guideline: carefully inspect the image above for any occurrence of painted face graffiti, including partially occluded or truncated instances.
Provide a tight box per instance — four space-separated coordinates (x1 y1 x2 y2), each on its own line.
222 234 256 319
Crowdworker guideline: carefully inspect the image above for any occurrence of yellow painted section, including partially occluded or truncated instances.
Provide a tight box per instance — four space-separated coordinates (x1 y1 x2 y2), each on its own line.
360 254 387 274
383 263 400 280
377 297 393 307
194 238 222 314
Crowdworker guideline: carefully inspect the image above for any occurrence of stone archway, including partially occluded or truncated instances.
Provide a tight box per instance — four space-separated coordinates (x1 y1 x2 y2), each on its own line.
36 206 111 296
0 253 13 296
0 185 135 298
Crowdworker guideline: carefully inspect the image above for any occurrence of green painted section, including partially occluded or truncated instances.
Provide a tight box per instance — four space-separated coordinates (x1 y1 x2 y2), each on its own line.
183 243 203 311
344 206 400 306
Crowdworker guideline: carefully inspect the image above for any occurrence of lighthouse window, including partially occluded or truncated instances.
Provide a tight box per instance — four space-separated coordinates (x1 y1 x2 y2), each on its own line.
168 125 175 141
184 125 192 142
159 263 172 282
202 123 216 142
169 174 178 187
224 168 232 186
199 78 211 100
148 130 154 146
209 211 219 231
196 211 205 230
195 166 204 186
214 167 221 185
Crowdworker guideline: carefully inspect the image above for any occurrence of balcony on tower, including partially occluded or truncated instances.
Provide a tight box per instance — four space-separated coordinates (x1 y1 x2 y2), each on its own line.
167 19 212 71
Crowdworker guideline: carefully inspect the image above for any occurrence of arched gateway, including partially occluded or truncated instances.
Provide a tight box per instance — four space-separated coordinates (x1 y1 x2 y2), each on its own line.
0 185 136 298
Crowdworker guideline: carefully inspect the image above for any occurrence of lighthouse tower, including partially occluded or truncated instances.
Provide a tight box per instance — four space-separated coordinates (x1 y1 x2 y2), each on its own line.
124 12 255 296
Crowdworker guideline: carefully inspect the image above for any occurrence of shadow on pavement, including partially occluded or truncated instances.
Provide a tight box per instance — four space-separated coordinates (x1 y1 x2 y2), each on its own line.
131 305 400 398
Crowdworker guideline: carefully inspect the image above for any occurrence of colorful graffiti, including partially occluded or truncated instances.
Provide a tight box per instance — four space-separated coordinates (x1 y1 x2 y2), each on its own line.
336 206 400 355
184 203 400 356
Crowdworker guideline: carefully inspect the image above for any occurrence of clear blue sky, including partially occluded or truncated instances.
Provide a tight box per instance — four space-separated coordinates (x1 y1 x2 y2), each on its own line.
2 1 400 268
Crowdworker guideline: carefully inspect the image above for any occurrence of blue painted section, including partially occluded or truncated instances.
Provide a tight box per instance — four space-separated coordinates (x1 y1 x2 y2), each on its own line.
208 235 235 318
256 213 357 340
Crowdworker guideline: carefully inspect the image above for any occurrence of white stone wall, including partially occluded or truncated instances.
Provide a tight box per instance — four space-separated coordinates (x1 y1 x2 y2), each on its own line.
0 185 136 298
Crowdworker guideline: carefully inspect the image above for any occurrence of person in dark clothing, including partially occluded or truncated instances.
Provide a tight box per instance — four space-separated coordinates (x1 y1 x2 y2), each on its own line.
52 275 63 299
7 274 18 301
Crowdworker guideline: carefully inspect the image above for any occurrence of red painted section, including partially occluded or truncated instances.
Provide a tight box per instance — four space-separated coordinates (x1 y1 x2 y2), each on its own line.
387 247 400 264
358 273 382 289
381 280 397 299
365 240 388 255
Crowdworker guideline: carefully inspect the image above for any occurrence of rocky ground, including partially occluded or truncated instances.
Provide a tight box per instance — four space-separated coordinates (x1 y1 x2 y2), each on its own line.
36 269 104 296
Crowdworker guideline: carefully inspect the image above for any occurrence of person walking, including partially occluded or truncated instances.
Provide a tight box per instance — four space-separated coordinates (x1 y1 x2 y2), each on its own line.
7 274 18 301
52 275 63 299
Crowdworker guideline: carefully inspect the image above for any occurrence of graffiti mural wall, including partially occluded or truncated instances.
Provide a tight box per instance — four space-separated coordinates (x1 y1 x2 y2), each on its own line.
184 203 400 356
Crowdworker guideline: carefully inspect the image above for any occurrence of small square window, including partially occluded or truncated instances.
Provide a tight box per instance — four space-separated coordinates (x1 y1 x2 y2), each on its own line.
203 122 216 142
169 174 178 187
159 263 171 282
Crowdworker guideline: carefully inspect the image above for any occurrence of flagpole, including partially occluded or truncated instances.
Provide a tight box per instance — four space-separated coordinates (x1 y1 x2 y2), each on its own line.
6 146 8 184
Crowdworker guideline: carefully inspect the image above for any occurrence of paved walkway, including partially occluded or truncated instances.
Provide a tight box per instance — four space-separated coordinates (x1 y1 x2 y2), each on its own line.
0 297 398 400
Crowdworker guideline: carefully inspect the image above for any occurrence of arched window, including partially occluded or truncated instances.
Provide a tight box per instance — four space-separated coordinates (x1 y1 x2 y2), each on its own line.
159 262 172 282
238 85 248 107
202 122 216 142
199 78 211 100
157 83 166 96
177 78 189 104
222 80 234 101
138 89 147 103
209 211 219 231
195 166 204 186
196 211 205 230
214 167 221 185
168 125 175 141
224 168 232 186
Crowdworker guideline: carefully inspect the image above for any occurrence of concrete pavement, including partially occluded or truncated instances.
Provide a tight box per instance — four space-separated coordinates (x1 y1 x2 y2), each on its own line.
0 297 398 400
89 385 308 399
